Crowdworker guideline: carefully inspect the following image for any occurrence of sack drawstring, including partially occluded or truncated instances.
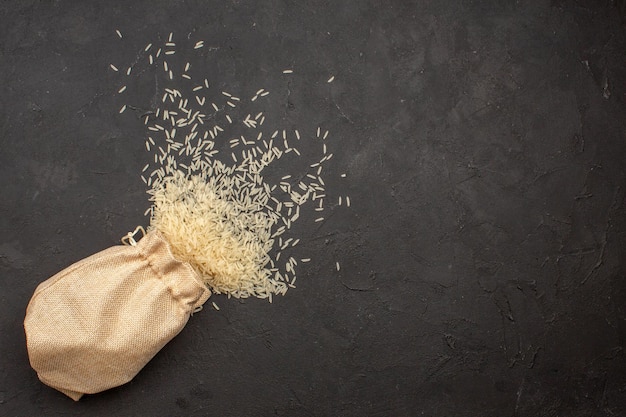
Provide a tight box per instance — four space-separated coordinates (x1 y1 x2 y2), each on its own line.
121 226 146 246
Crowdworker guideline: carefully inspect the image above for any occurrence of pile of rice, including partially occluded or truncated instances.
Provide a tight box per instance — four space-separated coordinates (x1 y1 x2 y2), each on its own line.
149 167 283 299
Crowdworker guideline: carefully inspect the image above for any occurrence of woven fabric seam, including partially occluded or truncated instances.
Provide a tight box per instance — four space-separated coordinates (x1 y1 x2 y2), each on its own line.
135 235 192 313
149 230 210 291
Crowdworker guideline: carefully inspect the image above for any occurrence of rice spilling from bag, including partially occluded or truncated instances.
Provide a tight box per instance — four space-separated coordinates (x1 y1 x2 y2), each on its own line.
149 169 283 298
110 31 350 301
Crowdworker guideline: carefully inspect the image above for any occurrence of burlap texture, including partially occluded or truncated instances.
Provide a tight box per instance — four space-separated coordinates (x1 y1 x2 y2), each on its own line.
24 230 211 400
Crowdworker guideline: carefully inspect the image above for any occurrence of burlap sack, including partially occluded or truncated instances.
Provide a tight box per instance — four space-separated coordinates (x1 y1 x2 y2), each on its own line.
23 228 211 400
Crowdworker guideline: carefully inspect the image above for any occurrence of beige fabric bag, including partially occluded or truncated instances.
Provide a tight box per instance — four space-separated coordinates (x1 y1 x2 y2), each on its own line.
23 228 211 400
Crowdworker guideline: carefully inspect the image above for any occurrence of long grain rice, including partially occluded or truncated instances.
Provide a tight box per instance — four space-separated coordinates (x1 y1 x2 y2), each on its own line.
116 35 348 300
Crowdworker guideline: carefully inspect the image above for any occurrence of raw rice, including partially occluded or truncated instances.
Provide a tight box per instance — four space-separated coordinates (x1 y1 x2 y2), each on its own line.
115 35 348 301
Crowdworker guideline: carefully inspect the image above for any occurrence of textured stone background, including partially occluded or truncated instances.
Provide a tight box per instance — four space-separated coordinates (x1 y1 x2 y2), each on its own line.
1 1 625 416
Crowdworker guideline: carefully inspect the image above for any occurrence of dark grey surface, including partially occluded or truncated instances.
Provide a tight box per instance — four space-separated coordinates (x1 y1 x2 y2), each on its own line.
2 1 626 416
